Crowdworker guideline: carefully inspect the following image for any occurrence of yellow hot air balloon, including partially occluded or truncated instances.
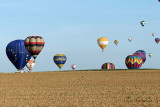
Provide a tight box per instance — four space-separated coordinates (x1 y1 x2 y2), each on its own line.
152 33 155 37
97 37 109 52
114 40 119 45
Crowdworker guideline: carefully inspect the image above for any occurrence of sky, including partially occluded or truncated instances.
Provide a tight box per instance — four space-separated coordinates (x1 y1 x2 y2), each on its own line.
0 0 160 73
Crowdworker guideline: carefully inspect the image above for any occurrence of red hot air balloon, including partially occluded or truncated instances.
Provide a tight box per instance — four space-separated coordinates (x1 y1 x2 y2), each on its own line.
71 64 76 70
24 36 45 60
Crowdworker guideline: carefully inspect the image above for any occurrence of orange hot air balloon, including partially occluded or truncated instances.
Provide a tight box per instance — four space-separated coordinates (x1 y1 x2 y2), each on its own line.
114 40 119 45
26 60 35 72
152 33 155 37
97 37 109 52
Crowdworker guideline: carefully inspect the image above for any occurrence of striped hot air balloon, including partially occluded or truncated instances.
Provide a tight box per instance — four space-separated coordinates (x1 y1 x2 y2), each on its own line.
26 60 35 72
97 37 109 52
101 62 115 69
53 54 67 70
24 36 45 60
125 55 143 69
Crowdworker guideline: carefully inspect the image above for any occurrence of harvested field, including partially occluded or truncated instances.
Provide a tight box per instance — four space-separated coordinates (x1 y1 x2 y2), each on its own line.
0 70 160 106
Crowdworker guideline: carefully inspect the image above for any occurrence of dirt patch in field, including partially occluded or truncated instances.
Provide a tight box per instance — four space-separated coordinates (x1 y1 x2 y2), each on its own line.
0 70 160 106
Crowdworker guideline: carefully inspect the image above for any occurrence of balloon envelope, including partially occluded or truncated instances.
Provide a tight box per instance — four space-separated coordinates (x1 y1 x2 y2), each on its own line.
128 37 132 42
149 53 152 58
114 40 119 45
140 21 145 26
155 38 160 44
125 55 143 69
133 52 146 64
101 62 115 69
24 36 45 59
152 33 155 37
53 54 67 70
71 64 76 70
135 50 146 56
97 37 109 52
6 40 31 70
26 60 35 72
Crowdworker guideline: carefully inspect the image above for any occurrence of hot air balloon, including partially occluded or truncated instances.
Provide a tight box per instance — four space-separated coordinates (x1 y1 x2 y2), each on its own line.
101 62 115 69
152 33 155 37
158 0 160 2
155 38 160 44
125 55 143 69
53 54 67 70
128 37 132 42
148 53 152 58
26 60 35 72
133 52 146 64
97 37 109 52
24 36 45 60
114 40 119 45
6 40 31 72
71 64 76 70
140 21 145 27
135 50 146 56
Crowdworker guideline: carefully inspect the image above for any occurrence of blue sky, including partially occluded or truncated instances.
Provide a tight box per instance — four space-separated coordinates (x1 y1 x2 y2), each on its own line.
0 0 160 72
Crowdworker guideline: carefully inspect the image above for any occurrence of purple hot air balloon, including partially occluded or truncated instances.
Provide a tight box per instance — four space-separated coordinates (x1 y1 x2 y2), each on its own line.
159 0 160 2
133 52 146 64
135 50 146 56
155 38 160 44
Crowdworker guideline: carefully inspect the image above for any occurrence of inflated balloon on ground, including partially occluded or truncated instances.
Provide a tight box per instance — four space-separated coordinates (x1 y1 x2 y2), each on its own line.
101 62 115 69
125 55 143 69
6 40 31 72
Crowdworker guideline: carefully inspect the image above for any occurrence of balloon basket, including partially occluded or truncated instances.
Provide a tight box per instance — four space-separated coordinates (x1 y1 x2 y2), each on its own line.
15 69 25 73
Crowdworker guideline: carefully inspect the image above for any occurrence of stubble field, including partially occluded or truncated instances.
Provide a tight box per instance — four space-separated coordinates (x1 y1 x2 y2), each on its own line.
0 70 160 107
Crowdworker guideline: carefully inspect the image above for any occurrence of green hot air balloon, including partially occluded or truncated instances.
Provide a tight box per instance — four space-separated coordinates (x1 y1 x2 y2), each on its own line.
53 54 67 70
